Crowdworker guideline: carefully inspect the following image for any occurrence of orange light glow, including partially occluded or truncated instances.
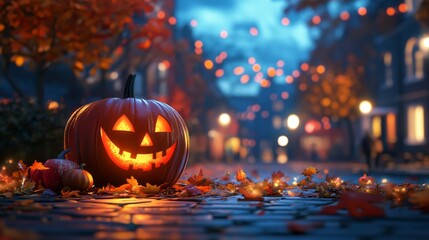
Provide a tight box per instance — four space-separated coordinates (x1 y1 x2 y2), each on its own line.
254 72 263 82
398 3 407 13
312 15 321 25
194 40 203 48
190 19 198 27
267 67 276 77
195 48 203 55
292 70 300 78
240 75 250 84
233 66 245 75
168 16 177 25
47 101 59 111
219 51 228 59
248 57 256 65
252 64 261 72
311 74 319 82
340 11 350 20
358 7 367 16
299 83 307 91
386 7 395 16
260 79 271 88
285 75 294 84
157 11 166 19
316 65 325 74
281 92 289 99
281 17 290 26
100 128 176 171
276 69 284 76
220 30 228 38
204 60 214 70
250 27 258 36
300 63 309 71
215 69 224 77
139 39 151 49
15 56 25 67
113 115 135 132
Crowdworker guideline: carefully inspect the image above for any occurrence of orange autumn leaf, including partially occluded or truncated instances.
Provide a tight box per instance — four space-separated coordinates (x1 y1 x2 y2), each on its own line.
188 168 211 185
29 160 49 171
239 184 263 199
140 183 160 194
320 192 385 218
236 169 248 182
302 167 319 177
409 190 429 213
61 189 80 198
196 185 212 193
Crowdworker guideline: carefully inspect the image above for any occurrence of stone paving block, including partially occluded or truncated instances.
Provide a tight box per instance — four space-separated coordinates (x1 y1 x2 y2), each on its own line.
54 208 121 218
81 198 152 206
51 201 122 210
229 214 296 224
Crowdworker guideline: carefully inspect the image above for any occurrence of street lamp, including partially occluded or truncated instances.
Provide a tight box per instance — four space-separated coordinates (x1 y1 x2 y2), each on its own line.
277 135 289 147
419 33 429 54
286 114 300 130
218 113 231 127
359 100 373 114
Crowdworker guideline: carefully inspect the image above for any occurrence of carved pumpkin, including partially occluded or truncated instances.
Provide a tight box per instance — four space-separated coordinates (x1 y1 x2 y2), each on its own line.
64 74 190 186
63 164 94 191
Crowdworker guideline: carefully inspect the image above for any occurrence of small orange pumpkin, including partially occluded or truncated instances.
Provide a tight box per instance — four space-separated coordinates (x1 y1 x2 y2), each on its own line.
63 164 94 191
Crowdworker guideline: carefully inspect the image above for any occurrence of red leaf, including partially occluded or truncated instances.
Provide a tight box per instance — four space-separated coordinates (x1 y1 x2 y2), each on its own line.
320 192 385 218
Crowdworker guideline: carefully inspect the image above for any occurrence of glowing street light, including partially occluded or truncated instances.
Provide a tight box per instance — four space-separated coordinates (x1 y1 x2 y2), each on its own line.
286 114 300 130
218 113 231 126
277 135 289 147
359 100 373 114
420 34 429 53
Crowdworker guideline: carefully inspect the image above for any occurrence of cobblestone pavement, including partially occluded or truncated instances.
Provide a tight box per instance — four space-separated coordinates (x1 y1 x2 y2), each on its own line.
2 162 429 239
1 194 429 239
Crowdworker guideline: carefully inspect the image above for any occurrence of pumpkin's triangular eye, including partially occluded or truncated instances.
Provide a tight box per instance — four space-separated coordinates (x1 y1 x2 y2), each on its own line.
155 115 172 132
113 115 135 132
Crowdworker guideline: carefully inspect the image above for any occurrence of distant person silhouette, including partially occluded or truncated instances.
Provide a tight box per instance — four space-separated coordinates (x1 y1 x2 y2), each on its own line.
360 132 373 171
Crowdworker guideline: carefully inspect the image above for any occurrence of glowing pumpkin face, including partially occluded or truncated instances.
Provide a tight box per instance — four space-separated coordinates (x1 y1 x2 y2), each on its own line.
64 74 189 186
100 114 177 171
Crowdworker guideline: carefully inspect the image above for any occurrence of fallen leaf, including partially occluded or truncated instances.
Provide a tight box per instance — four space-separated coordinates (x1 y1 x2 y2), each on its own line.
140 183 160 194
29 160 49 170
409 189 429 213
61 189 80 198
302 167 319 177
320 192 385 218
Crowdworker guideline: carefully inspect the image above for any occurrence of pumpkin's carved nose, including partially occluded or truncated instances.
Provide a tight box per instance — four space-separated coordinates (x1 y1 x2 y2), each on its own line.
140 133 153 146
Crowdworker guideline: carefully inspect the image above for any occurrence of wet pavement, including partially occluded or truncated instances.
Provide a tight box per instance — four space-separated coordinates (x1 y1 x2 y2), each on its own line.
1 194 429 239
1 161 429 239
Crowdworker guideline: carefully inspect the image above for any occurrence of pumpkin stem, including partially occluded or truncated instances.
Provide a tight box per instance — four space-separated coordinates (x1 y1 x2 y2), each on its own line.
80 163 86 170
57 149 72 159
123 74 136 98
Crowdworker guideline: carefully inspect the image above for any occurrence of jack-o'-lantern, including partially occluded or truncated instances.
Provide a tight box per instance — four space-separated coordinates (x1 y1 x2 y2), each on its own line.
64 74 189 186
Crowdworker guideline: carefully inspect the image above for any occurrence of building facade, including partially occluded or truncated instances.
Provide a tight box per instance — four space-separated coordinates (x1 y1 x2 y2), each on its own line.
372 0 428 161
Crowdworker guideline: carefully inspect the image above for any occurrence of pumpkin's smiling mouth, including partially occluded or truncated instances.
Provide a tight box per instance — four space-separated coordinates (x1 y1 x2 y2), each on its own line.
100 127 176 171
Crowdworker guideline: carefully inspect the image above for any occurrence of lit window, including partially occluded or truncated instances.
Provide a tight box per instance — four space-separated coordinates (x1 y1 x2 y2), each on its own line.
405 37 424 82
372 116 382 138
406 104 425 145
386 113 397 144
383 52 393 87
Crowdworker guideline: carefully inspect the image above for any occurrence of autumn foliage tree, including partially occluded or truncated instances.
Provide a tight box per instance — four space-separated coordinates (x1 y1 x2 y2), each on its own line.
0 0 165 106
